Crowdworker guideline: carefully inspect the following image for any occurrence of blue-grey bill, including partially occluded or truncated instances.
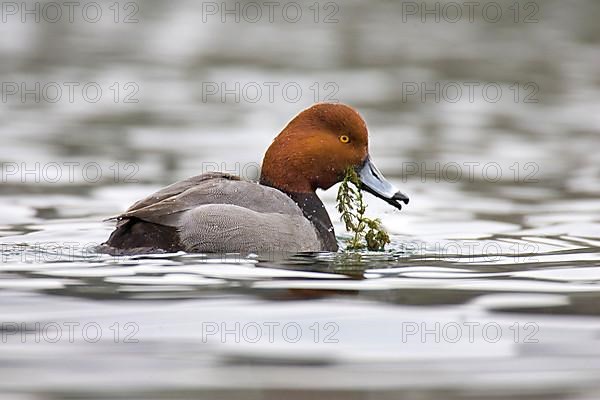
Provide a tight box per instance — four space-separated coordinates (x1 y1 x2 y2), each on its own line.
358 156 409 211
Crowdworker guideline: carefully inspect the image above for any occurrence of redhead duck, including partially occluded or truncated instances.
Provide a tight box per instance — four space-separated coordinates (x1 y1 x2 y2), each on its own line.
100 103 408 254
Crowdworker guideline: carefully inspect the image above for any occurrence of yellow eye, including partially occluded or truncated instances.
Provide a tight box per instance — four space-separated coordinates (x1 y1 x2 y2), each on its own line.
339 135 350 143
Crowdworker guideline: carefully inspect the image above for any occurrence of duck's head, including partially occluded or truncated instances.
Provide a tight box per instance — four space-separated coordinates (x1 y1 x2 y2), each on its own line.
260 103 409 210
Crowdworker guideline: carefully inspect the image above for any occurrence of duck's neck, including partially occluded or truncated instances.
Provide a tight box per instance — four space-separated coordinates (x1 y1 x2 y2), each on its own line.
259 177 338 252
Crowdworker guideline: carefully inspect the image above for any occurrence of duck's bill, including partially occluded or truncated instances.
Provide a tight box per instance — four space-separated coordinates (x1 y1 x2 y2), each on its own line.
358 156 409 211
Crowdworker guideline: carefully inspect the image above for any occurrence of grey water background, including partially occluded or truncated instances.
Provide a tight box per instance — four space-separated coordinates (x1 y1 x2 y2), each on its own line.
1 0 600 398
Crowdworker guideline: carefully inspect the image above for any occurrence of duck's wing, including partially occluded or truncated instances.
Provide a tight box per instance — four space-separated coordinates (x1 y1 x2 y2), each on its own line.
107 172 238 217
110 172 303 227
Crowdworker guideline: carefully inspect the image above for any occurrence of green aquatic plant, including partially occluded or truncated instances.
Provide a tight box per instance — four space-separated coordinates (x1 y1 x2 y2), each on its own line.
336 167 391 251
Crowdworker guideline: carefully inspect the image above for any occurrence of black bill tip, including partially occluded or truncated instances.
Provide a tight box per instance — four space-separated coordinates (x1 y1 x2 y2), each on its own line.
393 191 410 205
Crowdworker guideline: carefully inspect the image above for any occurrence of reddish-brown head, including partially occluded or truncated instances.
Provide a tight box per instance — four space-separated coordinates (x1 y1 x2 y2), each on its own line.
260 103 409 211
260 103 369 193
